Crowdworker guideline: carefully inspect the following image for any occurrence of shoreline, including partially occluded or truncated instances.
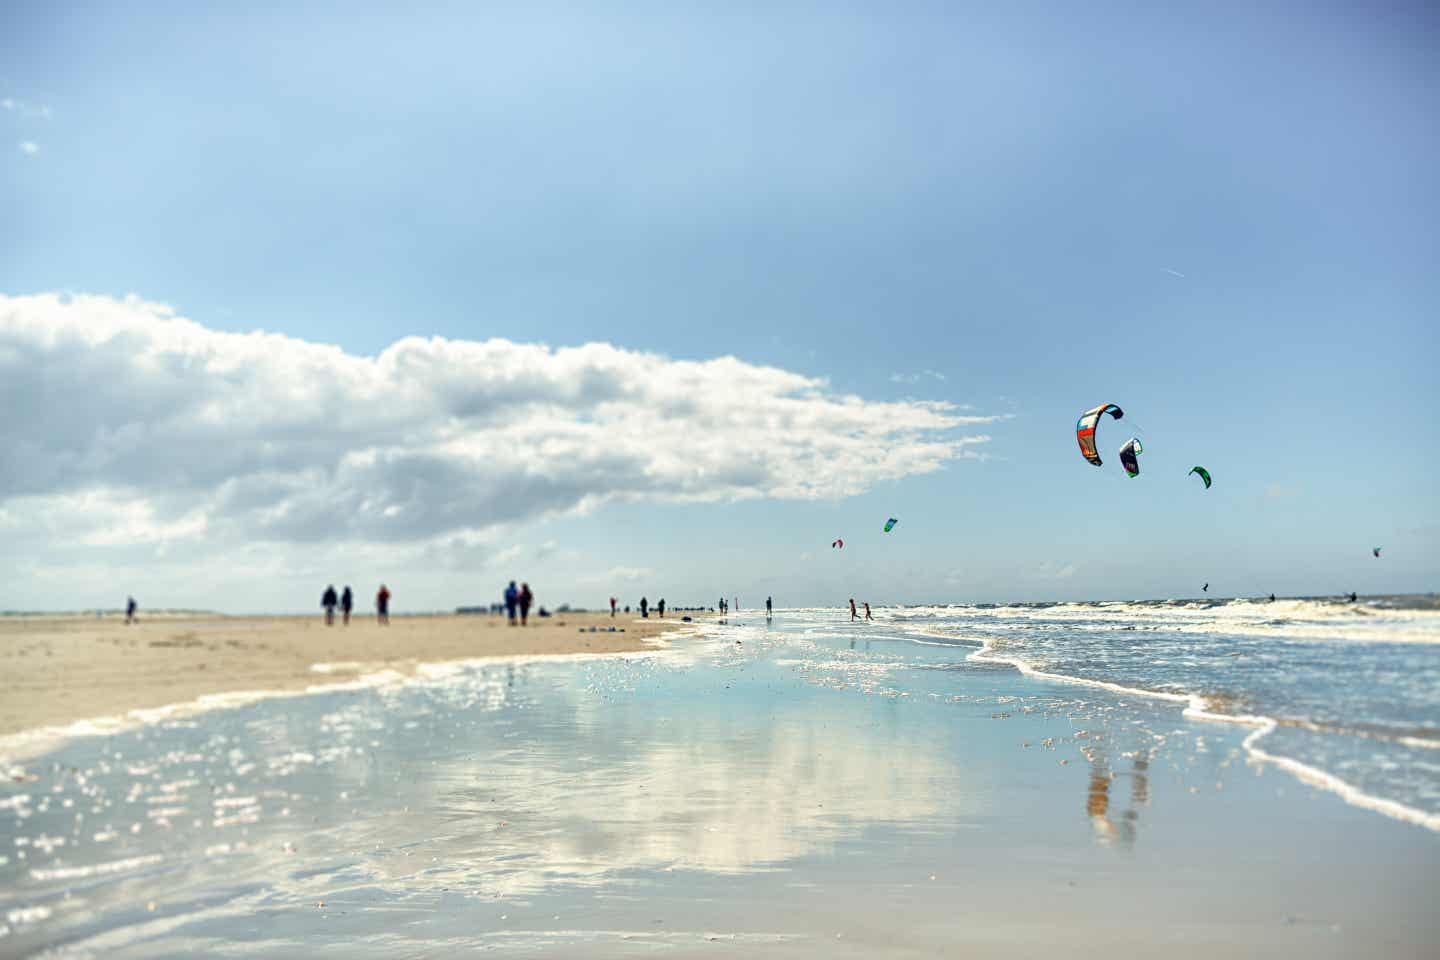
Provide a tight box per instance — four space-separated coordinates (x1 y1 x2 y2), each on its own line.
914 625 1440 834
0 611 702 757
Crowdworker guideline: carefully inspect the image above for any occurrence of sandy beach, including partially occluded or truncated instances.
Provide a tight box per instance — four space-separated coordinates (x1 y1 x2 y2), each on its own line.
0 611 696 740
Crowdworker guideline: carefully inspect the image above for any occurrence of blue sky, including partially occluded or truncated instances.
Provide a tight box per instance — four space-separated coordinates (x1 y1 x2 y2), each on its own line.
3 1 1437 611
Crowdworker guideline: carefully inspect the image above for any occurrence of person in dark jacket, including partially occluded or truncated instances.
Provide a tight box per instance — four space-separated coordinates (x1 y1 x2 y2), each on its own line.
322 585 338 625
340 586 354 625
519 583 534 626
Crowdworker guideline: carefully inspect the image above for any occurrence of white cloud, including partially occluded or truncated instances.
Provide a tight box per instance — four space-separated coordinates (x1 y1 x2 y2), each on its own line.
0 293 1002 568
889 370 947 385
1036 560 1076 579
604 566 653 583
18 141 38 155
2 97 50 118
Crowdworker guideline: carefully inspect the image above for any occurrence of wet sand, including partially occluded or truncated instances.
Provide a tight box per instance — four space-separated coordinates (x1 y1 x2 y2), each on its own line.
0 611 696 739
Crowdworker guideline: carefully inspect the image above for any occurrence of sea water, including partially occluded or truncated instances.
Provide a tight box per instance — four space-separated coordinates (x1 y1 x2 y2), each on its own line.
889 595 1440 825
1 602 1436 955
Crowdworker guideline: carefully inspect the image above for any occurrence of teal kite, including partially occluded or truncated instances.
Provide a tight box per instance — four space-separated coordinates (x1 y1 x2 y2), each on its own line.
883 518 898 533
1118 438 1143 478
1189 466 1212 489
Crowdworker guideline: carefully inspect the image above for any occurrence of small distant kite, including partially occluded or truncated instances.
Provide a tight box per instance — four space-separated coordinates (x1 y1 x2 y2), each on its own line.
1076 403 1124 466
1189 466 1212 489
883 518 898 533
1203 583 1209 592
1373 547 1382 558
1119 437 1143 478
832 538 844 549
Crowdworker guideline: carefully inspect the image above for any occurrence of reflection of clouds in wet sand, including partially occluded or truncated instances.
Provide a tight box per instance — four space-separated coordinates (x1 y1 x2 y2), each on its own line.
394 679 967 896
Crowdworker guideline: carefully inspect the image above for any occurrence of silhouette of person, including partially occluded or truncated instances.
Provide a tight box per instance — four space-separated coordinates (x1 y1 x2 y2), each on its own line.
505 581 519 625
322 585 338 625
519 582 534 626
340 586 353 625
640 596 649 618
125 596 137 625
766 596 772 618
376 584 390 625
658 598 665 618
849 598 858 622
864 602 873 621
610 596 617 618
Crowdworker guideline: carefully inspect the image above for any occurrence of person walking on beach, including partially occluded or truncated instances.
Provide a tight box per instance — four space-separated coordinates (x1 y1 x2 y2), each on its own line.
125 596 138 625
766 596 772 619
519 582 534 626
322 585 338 625
505 581 519 625
610 596 617 618
657 598 665 618
376 584 391 625
341 586 354 625
849 598 858 622
640 596 649 618
864 602 874 621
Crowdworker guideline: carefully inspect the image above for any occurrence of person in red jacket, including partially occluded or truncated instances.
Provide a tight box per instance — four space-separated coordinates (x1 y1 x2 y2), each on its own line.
376 584 391 625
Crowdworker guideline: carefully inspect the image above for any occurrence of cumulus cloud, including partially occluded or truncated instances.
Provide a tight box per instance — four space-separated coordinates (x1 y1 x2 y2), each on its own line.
0 294 1001 559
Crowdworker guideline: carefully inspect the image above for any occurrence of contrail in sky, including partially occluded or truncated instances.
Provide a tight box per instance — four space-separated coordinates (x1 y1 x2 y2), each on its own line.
1161 268 1186 278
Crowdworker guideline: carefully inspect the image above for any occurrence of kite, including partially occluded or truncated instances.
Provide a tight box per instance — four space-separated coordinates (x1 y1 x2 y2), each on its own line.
1118 437 1143 478
883 518 898 533
832 539 844 549
1189 466 1212 489
1076 403 1124 466
1373 547 1382 558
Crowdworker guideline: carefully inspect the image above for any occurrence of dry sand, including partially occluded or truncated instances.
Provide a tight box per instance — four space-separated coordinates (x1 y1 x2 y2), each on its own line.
0 611 698 738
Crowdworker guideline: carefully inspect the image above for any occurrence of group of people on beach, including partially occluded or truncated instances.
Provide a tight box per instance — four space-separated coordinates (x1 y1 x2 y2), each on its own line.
504 581 535 625
848 598 873 622
322 584 390 625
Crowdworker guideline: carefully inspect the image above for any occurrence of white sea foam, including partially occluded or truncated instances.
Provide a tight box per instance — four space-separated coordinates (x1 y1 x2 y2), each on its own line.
30 853 163 881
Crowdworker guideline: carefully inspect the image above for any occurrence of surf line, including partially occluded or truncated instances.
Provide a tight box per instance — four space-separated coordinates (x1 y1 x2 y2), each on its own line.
911 629 1440 834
